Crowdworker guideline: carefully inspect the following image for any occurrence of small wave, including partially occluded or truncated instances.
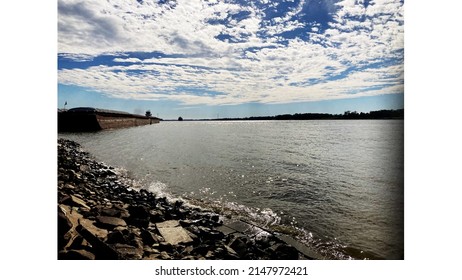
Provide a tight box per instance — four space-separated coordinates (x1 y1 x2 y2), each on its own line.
145 181 171 199
132 178 365 260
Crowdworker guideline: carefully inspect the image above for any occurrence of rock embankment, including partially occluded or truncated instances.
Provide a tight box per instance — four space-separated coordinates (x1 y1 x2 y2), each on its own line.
58 138 309 260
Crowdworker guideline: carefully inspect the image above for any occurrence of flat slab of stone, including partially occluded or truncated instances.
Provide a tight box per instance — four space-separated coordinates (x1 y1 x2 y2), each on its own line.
81 220 108 240
156 220 193 245
156 220 180 228
214 225 237 235
96 216 127 229
69 195 91 209
277 234 323 260
157 227 193 245
60 205 108 240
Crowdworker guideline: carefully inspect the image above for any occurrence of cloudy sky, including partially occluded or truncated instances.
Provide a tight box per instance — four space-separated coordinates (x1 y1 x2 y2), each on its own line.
58 0 404 119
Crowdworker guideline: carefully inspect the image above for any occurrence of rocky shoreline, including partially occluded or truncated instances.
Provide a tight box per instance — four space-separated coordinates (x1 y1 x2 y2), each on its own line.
58 138 319 260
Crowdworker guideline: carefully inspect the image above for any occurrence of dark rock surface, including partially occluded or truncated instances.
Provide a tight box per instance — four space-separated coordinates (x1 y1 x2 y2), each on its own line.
58 138 317 260
96 216 127 229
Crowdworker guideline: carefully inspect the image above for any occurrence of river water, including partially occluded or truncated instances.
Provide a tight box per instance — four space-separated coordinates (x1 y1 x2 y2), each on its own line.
60 120 404 259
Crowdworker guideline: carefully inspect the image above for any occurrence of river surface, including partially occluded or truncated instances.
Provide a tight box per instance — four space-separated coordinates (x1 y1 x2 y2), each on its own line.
60 120 404 259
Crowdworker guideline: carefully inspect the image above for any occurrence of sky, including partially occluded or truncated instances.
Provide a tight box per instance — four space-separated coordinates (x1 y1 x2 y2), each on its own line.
58 0 404 119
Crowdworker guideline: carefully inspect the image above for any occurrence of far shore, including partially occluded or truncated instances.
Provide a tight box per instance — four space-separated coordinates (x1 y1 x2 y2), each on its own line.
161 108 404 122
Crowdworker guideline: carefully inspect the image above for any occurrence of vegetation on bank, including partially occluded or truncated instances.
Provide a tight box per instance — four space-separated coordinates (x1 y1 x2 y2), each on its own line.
169 109 404 121
215 109 404 121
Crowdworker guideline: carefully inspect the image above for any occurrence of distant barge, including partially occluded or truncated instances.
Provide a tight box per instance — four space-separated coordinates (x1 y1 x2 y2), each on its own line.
58 107 160 132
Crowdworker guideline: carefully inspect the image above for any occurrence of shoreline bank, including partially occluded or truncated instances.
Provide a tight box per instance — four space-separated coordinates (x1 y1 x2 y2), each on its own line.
58 138 321 260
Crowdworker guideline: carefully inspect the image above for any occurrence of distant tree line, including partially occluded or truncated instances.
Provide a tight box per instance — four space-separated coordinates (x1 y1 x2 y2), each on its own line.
341 109 404 119
216 109 404 121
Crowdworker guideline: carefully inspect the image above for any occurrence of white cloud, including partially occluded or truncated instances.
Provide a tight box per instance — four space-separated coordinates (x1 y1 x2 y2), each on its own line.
113 57 142 63
58 0 404 106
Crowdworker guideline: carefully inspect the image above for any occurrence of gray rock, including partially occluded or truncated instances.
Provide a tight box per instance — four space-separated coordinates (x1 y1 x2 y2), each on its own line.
214 225 237 235
150 210 165 223
127 217 150 229
64 184 75 190
68 234 85 250
96 216 127 229
159 251 172 260
79 207 93 218
113 243 143 260
100 207 122 217
182 246 194 255
223 245 239 259
210 215 220 223
277 234 322 260
129 237 144 249
270 243 299 260
58 249 95 260
58 206 72 249
229 236 248 257
140 230 158 246
143 254 161 260
179 219 197 227
143 246 160 255
158 242 174 252
76 225 119 260
106 230 127 244
128 205 150 219
67 195 91 209
186 231 198 240
191 244 209 256
157 225 193 245
66 170 80 181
